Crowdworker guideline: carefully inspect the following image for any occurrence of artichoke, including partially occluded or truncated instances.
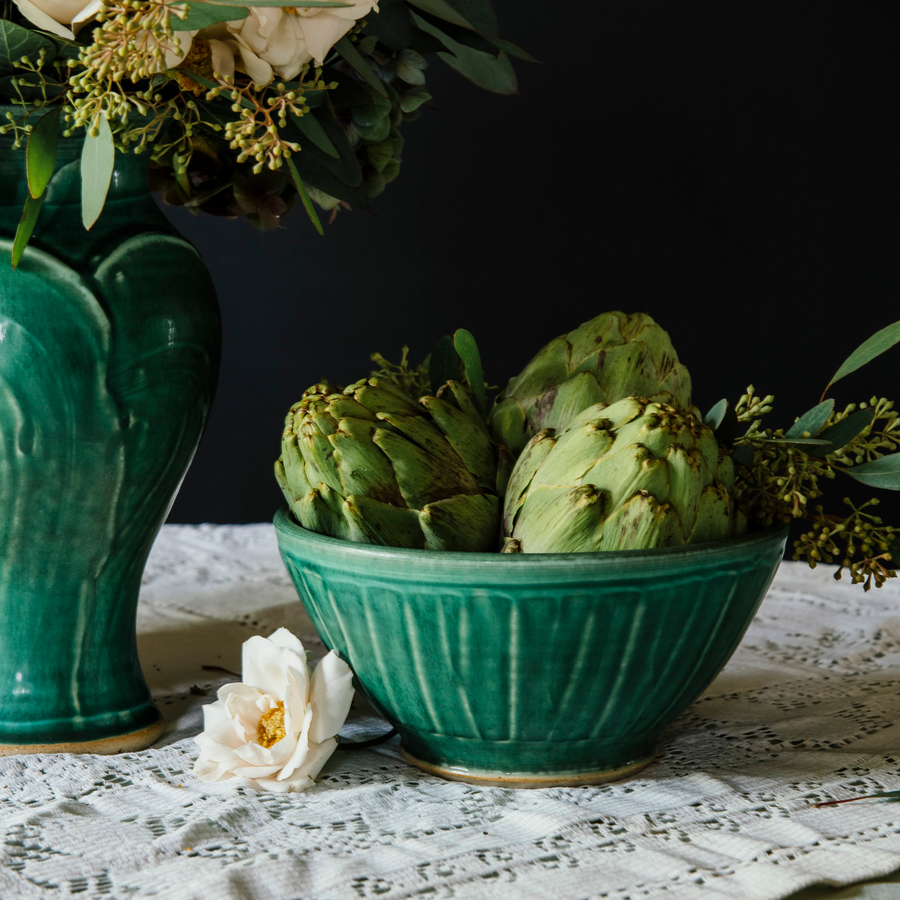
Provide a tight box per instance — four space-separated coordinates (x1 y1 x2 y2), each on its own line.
275 378 507 551
489 311 693 456
502 397 744 553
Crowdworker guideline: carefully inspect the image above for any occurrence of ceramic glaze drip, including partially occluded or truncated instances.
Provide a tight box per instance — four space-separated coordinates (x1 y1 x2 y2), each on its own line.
0 137 221 749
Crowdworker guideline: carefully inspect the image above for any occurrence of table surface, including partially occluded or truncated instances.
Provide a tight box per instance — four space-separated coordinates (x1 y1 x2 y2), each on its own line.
1 524 900 900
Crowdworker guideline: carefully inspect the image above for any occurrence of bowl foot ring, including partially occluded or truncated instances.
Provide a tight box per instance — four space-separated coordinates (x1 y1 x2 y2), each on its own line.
401 747 655 788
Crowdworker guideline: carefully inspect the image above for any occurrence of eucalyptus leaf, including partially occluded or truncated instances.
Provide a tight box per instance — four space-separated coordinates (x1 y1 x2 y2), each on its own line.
0 21 56 75
334 36 389 98
291 112 339 158
429 335 461 394
785 399 835 439
281 95 363 188
703 399 729 431
756 437 832 448
406 0 476 32
174 1 250 29
703 398 739 446
11 193 43 269
406 0 532 59
817 408 875 455
80 116 115 231
826 320 900 391
26 107 60 199
287 156 324 236
843 453 900 491
453 329 485 410
411 12 517 94
732 444 755 469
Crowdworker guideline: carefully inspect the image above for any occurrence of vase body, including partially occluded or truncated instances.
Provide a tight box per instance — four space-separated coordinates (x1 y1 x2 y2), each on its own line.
0 134 220 751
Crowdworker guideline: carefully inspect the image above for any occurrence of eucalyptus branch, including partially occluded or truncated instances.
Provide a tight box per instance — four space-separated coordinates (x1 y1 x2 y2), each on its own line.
731 387 900 590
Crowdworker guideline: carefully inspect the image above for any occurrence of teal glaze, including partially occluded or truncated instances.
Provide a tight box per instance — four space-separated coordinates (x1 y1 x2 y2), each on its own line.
0 130 220 747
275 507 788 783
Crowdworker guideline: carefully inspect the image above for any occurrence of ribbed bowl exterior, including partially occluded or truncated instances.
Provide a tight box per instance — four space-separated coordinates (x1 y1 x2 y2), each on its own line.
275 508 787 781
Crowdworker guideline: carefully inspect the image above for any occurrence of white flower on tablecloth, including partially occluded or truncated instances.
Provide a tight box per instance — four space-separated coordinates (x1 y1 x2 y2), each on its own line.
173 1 378 86
193 627 354 792
11 0 101 39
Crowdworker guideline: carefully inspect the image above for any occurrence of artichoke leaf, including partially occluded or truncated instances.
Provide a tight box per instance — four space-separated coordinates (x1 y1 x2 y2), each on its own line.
420 394 496 490
502 429 557 532
331 428 405 506
344 496 425 548
374 426 478 507
514 484 606 553
419 493 499 552
597 493 683 551
533 371 606 435
583 446 671 511
686 483 734 544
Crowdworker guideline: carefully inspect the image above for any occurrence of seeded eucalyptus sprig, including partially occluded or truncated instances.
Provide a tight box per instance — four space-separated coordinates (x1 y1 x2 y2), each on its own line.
706 321 900 591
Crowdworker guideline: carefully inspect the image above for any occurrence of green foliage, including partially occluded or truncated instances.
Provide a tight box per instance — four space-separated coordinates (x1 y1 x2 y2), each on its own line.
174 2 250 30
11 193 42 268
2 0 528 240
0 20 56 76
80 115 115 230
731 323 900 590
25 107 60 199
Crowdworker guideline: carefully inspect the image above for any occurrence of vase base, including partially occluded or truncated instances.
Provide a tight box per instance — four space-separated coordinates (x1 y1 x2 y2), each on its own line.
400 747 655 788
0 713 165 757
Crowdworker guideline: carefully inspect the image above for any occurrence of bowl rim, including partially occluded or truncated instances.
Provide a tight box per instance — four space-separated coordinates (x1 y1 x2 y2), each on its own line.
274 506 790 571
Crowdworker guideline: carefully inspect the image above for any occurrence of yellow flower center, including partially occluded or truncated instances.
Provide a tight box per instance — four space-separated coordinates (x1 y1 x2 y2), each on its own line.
175 37 215 97
257 700 286 748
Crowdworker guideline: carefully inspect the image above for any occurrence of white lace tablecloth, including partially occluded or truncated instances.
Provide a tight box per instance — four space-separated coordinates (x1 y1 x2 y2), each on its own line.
2 525 900 900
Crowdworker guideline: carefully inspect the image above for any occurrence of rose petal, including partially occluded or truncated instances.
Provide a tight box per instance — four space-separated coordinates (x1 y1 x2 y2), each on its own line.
266 627 306 659
209 38 236 81
278 705 314 781
298 13 358 67
297 737 339 783
308 651 354 744
253 773 316 793
11 0 76 38
241 635 308 701
281 667 307 742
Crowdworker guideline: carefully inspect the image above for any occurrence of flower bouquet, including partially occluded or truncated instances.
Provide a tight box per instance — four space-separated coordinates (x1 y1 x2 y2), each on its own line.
1 0 529 258
266 312 900 786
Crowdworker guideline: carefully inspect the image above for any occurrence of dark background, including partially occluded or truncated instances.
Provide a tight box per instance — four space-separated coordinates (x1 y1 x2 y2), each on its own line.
164 2 900 525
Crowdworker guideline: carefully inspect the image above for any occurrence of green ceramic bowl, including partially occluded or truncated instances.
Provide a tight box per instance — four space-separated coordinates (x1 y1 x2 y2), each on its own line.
275 507 788 787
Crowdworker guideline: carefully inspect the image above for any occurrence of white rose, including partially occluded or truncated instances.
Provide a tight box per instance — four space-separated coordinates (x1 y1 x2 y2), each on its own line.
193 627 354 793
12 0 102 39
174 1 378 86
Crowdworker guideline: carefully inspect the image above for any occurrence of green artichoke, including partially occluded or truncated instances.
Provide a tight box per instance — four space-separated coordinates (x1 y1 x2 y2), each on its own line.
275 378 508 551
502 397 744 553
489 311 693 456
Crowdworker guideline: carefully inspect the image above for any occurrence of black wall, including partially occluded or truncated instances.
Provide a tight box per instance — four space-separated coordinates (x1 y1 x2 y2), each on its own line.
165 1 900 525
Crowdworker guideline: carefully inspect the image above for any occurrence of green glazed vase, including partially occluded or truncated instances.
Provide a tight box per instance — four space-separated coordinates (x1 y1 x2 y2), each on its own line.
0 132 220 753
275 508 788 787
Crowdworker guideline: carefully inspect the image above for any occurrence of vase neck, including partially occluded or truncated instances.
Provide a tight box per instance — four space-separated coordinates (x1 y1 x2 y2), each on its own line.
0 134 152 209
0 130 175 269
